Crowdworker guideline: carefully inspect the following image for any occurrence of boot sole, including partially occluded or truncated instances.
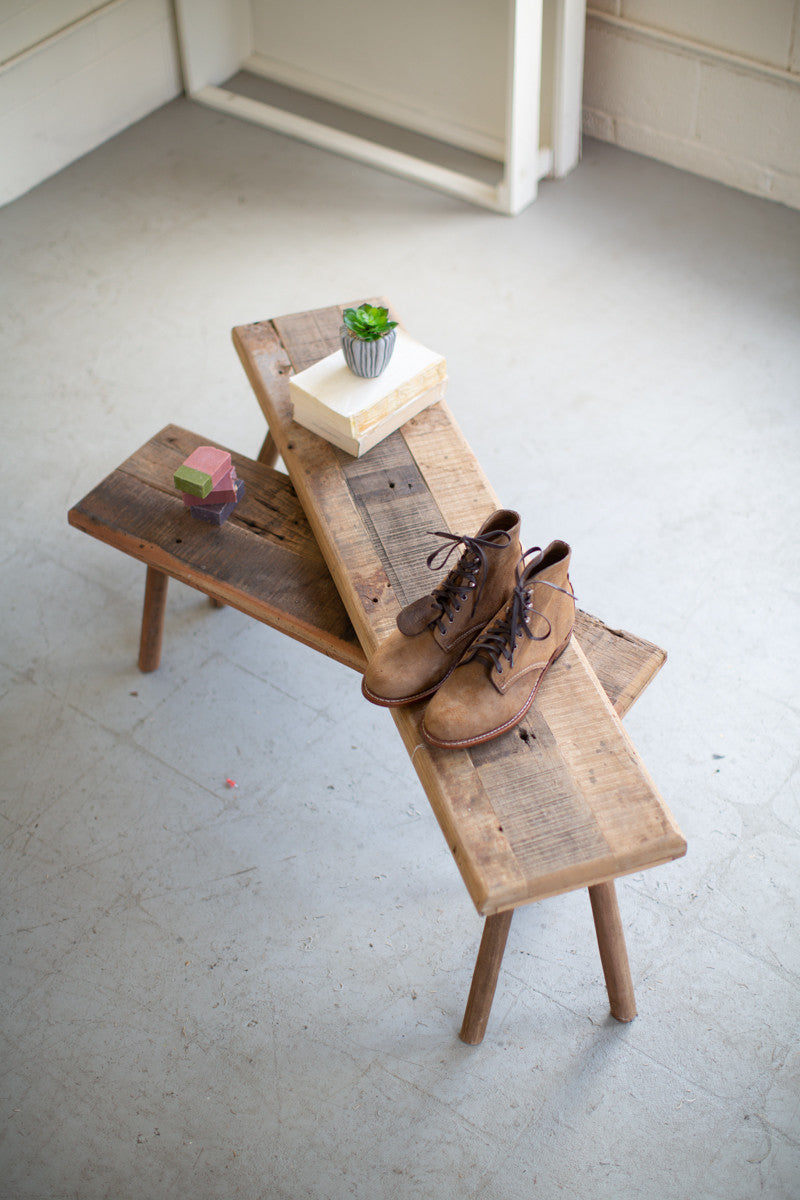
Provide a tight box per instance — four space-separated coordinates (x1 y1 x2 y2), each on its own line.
420 629 574 750
360 617 494 708
360 657 462 708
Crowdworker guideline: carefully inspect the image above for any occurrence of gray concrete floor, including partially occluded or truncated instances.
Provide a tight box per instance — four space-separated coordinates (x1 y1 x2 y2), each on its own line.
1 97 799 1200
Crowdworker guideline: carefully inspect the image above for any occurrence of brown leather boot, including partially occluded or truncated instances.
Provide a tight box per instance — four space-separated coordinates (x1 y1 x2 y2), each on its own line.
421 540 575 748
361 509 522 707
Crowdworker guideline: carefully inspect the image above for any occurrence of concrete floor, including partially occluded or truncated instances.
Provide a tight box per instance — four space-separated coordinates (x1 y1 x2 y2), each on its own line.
1 96 799 1200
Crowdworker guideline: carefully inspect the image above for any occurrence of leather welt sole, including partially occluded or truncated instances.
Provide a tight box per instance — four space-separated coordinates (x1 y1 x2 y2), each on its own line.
360 657 462 708
420 630 573 749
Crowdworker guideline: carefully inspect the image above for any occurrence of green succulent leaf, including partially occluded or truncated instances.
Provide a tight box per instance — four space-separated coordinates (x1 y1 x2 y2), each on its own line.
342 303 398 341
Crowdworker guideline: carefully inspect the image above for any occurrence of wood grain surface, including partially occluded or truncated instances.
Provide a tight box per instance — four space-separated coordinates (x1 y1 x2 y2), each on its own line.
232 305 686 915
68 424 663 713
68 425 364 672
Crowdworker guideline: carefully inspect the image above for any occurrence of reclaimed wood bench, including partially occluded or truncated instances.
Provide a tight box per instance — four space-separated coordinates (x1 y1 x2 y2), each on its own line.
68 424 364 676
68 424 680 1042
233 303 686 1041
67 306 685 1045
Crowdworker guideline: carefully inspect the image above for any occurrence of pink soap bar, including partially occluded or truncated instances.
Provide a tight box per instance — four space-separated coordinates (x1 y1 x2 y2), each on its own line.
182 466 238 506
189 478 245 525
174 446 232 498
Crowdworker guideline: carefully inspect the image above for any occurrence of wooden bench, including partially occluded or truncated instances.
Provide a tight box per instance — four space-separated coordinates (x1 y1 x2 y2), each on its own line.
233 304 686 1041
67 306 686 1044
68 425 365 676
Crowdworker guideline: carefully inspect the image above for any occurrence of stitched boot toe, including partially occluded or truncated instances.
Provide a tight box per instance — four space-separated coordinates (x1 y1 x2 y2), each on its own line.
362 628 447 705
421 662 504 747
422 540 575 747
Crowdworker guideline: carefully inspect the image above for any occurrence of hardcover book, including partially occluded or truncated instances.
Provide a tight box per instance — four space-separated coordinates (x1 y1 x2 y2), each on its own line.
289 329 447 457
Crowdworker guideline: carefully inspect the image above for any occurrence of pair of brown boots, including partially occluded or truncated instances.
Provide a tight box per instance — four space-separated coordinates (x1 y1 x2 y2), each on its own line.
361 510 575 749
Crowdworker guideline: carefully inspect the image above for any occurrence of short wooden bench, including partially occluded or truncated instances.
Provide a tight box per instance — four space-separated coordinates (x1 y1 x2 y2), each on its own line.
68 425 365 676
68 306 686 1044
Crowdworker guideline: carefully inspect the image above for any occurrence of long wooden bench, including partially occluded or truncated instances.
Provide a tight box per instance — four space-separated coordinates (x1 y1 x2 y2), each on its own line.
67 305 685 1045
234 304 686 1041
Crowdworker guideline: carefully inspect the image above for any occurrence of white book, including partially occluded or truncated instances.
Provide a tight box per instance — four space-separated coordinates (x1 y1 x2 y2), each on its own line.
289 329 447 457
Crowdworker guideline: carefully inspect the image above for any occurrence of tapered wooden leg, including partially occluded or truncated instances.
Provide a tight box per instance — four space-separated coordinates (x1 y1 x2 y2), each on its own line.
459 910 514 1045
138 566 168 672
588 881 637 1022
258 430 279 467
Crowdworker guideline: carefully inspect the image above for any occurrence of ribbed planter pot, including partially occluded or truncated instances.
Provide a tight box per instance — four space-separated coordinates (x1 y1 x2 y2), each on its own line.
340 327 397 378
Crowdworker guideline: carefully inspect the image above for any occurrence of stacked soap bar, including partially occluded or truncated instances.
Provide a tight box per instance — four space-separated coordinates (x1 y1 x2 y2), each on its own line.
173 446 244 525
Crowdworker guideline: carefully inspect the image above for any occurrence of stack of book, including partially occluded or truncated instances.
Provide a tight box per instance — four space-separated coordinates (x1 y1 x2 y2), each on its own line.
173 446 244 525
288 328 447 457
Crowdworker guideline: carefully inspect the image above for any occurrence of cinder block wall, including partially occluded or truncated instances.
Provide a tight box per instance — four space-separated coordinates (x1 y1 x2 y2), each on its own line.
583 1 800 210
0 0 181 206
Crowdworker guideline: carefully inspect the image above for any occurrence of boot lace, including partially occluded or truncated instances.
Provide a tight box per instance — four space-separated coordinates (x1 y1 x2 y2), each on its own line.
424 528 512 637
469 551 574 674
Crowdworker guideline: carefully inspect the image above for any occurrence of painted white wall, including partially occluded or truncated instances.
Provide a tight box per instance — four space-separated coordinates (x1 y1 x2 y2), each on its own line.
0 0 181 206
1 1 105 59
246 0 509 160
583 1 800 209
172 0 250 96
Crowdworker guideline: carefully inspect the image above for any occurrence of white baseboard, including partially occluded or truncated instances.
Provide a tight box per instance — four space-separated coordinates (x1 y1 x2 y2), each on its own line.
243 51 506 164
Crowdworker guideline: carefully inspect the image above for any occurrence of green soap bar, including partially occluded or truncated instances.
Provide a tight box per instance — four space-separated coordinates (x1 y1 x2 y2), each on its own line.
174 464 213 498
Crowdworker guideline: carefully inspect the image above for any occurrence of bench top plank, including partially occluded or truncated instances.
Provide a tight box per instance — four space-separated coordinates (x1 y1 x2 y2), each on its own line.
68 424 365 672
234 307 685 915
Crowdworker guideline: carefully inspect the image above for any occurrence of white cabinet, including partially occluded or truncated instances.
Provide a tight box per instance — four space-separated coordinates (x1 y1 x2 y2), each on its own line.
174 0 586 214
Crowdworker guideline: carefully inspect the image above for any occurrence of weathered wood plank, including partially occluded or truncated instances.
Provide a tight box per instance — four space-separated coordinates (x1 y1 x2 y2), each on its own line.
68 425 365 672
232 307 686 915
571 610 666 717
232 319 403 650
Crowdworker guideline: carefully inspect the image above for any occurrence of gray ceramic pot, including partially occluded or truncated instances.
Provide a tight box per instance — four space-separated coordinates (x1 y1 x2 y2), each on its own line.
340 326 397 378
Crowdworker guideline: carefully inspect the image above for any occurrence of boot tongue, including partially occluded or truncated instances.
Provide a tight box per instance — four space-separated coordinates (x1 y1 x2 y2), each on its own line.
396 595 442 636
519 548 545 584
521 542 569 586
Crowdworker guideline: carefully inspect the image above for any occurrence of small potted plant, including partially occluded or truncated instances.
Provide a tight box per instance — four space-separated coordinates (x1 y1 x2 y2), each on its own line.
340 303 398 378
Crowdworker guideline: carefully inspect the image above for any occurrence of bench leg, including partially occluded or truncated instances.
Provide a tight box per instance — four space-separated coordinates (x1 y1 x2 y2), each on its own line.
588 881 637 1022
459 910 514 1045
258 431 279 467
138 566 168 672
